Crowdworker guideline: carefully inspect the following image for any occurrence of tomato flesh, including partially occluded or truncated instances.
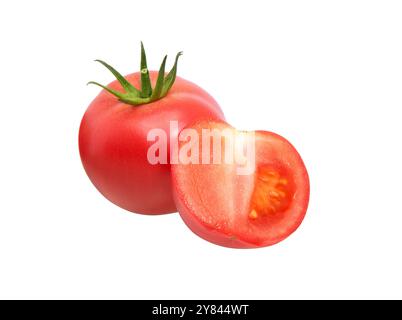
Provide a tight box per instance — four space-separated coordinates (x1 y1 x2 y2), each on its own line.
171 121 309 248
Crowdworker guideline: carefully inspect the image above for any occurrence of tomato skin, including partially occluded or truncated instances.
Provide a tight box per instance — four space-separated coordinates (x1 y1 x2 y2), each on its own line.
79 72 225 214
171 122 309 248
173 194 257 248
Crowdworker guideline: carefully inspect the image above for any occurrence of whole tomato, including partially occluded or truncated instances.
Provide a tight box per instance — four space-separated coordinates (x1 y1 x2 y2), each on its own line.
79 44 225 214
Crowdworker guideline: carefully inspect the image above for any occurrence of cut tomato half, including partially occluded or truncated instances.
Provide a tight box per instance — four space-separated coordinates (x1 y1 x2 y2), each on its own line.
171 121 310 248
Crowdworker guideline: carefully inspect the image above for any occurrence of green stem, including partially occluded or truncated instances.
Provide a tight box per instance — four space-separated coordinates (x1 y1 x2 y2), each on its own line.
88 42 182 106
140 42 152 98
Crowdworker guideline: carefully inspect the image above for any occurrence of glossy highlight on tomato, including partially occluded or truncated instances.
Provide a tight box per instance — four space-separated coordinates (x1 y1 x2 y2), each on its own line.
171 121 309 248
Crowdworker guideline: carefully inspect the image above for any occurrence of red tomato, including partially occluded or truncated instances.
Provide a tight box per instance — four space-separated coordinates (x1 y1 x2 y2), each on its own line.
79 70 224 214
171 121 309 248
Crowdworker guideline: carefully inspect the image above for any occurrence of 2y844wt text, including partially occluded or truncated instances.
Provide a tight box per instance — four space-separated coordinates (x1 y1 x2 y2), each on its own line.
152 304 249 317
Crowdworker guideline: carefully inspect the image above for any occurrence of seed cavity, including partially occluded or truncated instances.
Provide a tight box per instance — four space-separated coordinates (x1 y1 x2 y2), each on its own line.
249 209 258 220
248 166 294 220
279 178 288 186
269 190 280 198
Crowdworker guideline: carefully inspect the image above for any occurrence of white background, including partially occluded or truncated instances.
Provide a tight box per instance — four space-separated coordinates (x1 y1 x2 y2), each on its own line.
0 0 401 299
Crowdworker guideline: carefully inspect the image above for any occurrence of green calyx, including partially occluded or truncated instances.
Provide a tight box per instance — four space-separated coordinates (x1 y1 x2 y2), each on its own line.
88 42 182 106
